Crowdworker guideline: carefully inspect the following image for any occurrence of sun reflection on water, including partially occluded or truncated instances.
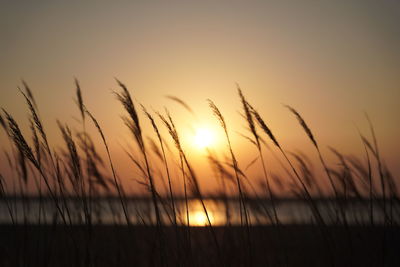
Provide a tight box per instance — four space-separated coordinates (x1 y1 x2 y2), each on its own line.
190 210 213 226
182 200 223 226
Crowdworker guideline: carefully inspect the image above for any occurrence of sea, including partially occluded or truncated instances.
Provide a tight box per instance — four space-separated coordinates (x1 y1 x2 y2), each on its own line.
0 196 395 226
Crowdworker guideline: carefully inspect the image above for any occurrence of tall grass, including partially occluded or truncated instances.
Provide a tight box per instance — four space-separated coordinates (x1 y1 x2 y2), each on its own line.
0 80 398 267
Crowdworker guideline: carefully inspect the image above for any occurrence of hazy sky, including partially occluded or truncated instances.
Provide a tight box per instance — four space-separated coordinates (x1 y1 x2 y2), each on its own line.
1 0 399 194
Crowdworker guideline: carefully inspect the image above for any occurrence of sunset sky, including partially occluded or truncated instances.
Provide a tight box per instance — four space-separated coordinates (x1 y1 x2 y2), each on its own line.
1 0 399 195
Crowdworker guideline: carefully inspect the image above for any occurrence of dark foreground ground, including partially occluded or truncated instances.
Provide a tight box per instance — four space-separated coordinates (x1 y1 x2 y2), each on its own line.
0 224 399 267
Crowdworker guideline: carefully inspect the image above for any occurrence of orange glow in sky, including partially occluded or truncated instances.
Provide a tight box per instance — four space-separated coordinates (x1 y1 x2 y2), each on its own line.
0 1 399 196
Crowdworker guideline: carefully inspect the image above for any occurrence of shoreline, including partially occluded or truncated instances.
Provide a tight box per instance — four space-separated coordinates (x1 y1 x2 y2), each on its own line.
1 224 399 266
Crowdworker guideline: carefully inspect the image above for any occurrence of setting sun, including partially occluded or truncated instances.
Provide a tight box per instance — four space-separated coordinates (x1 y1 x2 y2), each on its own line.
194 128 214 149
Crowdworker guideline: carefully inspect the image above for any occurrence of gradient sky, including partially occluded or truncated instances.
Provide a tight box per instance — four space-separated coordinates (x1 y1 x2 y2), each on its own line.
1 0 399 195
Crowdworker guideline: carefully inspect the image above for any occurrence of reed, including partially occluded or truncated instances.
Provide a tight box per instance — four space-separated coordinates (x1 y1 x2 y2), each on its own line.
159 109 222 262
114 79 167 265
284 105 339 199
238 88 280 226
0 80 398 267
208 98 253 264
142 107 179 234
85 109 131 225
208 99 248 227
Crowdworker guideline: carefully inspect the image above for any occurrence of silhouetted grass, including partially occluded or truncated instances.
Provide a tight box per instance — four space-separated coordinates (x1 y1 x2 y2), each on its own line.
0 79 399 267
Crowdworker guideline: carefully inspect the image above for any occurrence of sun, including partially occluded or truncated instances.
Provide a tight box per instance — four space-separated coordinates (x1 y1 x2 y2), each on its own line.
194 127 214 149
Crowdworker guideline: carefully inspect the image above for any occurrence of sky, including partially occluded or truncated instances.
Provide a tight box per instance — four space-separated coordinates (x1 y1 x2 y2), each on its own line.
0 0 399 196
